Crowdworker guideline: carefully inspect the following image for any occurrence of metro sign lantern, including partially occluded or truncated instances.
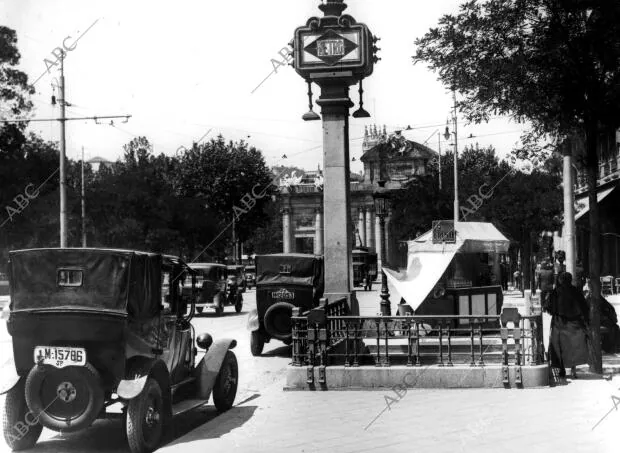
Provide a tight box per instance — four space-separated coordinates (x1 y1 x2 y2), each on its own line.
294 21 376 80
292 1 380 120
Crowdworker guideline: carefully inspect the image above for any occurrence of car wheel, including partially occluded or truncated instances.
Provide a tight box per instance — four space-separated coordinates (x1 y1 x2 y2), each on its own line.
25 362 104 432
235 294 243 313
214 293 224 316
126 378 164 453
250 331 265 356
2 379 42 451
263 302 295 342
213 351 238 412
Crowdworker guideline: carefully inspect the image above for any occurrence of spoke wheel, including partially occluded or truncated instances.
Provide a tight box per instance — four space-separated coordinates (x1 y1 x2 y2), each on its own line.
213 351 238 412
126 378 164 453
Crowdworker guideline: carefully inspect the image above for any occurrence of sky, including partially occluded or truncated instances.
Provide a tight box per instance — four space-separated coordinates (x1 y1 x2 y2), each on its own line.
2 0 529 174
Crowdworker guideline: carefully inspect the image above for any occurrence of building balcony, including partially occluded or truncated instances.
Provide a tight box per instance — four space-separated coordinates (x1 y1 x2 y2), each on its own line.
575 154 620 194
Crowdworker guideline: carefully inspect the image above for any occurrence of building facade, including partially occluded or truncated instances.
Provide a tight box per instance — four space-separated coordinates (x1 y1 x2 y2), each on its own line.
279 126 438 269
555 129 620 277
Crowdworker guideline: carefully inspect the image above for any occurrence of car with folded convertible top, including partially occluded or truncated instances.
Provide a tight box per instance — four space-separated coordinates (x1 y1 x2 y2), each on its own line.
1 248 238 453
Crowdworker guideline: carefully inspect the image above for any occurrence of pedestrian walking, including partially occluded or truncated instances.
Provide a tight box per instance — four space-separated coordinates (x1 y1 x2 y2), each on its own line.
575 260 585 288
513 270 521 291
539 261 555 313
500 258 509 291
547 271 590 379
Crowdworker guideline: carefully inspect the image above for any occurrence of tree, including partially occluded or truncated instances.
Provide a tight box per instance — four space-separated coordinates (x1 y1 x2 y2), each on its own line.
413 0 620 373
173 136 277 258
390 145 562 288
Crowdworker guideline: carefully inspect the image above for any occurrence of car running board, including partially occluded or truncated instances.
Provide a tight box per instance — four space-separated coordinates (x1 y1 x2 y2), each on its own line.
172 399 209 417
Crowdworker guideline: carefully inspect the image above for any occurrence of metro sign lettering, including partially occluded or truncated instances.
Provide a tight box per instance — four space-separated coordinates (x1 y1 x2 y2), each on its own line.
302 29 360 66
317 39 345 57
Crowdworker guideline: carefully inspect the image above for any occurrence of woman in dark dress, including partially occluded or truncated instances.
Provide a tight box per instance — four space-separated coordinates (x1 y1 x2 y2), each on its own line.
547 272 590 378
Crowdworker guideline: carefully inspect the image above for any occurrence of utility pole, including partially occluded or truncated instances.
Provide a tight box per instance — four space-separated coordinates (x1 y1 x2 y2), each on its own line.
81 146 86 247
59 56 67 247
563 139 576 280
443 90 459 224
232 214 236 264
438 133 442 190
452 90 459 224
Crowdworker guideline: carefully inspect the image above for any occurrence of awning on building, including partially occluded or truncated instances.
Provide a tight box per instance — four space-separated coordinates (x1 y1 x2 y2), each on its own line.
575 186 616 221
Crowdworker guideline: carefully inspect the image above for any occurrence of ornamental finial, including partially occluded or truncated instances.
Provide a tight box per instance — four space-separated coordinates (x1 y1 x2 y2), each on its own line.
318 0 347 17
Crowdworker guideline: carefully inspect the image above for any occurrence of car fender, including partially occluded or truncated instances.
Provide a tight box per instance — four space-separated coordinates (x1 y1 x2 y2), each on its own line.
0 356 20 395
117 357 170 401
247 309 260 331
194 338 237 400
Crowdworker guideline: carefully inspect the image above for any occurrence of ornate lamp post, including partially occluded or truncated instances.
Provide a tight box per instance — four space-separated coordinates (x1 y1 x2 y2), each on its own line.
373 179 391 315
292 0 379 311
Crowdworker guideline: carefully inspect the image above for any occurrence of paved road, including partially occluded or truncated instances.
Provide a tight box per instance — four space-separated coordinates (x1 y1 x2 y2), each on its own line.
2 287 619 452
0 288 291 453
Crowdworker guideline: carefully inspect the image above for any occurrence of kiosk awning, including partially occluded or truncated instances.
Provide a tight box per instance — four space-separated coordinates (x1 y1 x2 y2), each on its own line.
384 250 456 312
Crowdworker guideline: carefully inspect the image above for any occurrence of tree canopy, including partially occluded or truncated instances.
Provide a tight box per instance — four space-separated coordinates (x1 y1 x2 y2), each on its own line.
413 0 620 140
390 144 562 245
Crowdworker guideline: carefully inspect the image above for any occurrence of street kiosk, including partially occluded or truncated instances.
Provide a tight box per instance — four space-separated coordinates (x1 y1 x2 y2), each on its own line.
384 221 509 327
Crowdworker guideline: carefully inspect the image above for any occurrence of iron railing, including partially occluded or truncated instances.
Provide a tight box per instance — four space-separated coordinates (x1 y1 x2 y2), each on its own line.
292 298 544 370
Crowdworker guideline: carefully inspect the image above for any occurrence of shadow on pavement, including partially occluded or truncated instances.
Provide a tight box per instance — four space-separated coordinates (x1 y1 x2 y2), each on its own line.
24 405 253 453
262 345 291 358
30 419 128 453
164 405 257 447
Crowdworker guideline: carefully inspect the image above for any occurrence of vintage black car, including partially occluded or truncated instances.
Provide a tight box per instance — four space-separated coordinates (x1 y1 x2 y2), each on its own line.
245 265 256 290
190 263 243 316
1 248 238 453
226 265 247 293
247 253 323 356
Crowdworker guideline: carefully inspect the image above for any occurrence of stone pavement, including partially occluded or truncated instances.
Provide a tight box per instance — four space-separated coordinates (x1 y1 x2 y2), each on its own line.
160 372 619 453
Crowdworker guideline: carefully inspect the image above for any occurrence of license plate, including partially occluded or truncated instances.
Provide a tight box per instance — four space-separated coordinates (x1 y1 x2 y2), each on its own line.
34 346 86 368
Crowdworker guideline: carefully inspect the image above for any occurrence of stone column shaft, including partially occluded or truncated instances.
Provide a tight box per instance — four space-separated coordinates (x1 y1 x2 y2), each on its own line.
375 213 382 269
282 207 291 253
366 208 375 251
317 82 354 303
314 208 324 255
358 208 366 247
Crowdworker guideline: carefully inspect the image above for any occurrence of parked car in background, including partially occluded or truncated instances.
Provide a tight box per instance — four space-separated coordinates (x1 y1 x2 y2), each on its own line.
245 265 256 289
247 253 324 356
227 265 247 293
190 263 243 315
1 248 238 453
